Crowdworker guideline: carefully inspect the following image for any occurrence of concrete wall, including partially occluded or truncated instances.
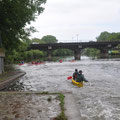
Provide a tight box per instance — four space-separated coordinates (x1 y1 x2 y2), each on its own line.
0 57 4 74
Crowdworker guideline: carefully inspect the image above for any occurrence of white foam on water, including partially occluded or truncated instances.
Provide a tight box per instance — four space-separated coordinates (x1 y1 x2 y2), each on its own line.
11 57 120 119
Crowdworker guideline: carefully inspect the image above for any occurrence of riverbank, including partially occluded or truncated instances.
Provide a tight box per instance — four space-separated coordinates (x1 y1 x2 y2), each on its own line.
0 65 26 90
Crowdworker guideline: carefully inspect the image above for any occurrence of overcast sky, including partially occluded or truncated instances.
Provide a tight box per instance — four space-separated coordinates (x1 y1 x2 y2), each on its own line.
30 0 120 42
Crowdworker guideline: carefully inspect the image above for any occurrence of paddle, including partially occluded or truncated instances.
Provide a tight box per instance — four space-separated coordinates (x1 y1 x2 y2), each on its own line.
67 76 72 80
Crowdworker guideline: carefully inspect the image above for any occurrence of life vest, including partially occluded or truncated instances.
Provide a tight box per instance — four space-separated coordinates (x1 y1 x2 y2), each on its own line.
75 73 78 78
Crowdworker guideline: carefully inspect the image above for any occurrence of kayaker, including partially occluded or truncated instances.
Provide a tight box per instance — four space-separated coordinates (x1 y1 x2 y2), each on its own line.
76 70 88 82
73 69 79 80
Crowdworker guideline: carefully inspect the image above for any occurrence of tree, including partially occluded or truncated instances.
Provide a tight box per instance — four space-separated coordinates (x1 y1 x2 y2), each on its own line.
25 50 45 61
96 31 120 42
53 49 73 56
96 31 110 42
41 35 58 43
109 33 120 41
0 0 46 54
5 40 28 63
31 38 46 44
84 48 100 57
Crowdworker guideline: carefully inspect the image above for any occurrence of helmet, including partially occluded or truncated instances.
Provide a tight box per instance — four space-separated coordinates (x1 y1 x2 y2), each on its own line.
75 69 78 72
79 70 82 73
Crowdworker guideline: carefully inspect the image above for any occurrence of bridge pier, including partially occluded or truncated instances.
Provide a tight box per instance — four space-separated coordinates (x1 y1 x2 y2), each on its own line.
47 50 52 61
99 49 108 58
74 49 81 60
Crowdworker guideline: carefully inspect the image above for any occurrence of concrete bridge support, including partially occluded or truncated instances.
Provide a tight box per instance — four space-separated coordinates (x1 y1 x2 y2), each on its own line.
74 49 81 60
47 50 52 61
99 49 109 58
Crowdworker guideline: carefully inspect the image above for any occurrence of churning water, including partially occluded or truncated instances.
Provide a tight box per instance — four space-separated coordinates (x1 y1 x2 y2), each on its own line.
9 56 120 120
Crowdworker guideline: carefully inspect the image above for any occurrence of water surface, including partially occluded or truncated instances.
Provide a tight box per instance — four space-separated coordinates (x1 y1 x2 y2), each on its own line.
7 57 120 120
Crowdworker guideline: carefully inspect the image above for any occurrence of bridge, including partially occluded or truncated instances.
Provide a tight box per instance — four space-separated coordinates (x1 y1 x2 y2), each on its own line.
29 41 120 60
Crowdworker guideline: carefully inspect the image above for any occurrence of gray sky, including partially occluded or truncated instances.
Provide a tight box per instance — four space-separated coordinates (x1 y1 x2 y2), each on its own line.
30 0 120 42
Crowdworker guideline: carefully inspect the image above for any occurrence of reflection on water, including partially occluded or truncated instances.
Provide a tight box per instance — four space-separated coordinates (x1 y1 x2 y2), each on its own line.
4 56 120 120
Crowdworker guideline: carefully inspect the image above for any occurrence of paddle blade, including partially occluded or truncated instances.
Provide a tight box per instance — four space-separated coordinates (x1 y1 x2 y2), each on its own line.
67 76 72 80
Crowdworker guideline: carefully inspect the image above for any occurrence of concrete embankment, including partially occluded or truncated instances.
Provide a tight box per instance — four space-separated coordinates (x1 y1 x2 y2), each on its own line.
0 71 26 90
64 93 81 120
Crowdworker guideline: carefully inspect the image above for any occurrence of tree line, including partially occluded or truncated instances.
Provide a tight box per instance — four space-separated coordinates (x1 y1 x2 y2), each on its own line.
84 31 120 57
6 31 120 63
4 34 74 63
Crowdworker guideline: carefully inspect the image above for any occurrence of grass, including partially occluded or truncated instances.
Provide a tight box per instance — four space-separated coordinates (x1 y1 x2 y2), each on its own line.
54 93 67 120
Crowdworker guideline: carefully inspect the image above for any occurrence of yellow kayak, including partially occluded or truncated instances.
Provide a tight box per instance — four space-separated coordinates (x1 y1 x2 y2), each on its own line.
72 79 83 87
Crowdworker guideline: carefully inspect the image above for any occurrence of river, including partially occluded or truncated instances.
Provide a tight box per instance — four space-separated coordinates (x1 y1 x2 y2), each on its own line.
6 56 120 120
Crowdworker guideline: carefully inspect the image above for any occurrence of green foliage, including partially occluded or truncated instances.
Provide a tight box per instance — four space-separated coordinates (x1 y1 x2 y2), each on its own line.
54 93 67 120
96 31 120 42
25 50 45 61
31 35 58 44
5 41 28 63
53 49 73 56
84 48 100 57
0 0 46 55
5 38 46 64
31 38 46 44
109 33 120 41
96 31 110 42
41 35 58 43
23 38 32 46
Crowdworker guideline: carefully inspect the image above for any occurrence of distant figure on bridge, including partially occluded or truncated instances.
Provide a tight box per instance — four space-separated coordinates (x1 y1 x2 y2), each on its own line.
76 70 88 82
73 69 79 80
